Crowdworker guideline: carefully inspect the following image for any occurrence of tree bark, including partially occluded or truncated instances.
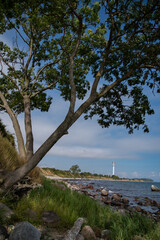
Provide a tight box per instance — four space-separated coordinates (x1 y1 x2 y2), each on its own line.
1 96 95 192
24 95 34 160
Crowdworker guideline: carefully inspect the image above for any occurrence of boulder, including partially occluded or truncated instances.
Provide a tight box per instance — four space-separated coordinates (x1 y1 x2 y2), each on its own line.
111 200 122 207
9 221 41 240
81 225 96 240
0 225 8 240
101 189 108 196
101 229 110 239
42 210 60 226
0 202 15 220
111 194 121 202
103 198 111 205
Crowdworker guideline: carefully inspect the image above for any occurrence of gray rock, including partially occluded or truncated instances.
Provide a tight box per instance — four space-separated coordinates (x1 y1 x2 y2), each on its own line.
0 224 8 240
81 225 96 240
9 221 41 240
64 218 84 240
0 202 15 220
42 210 60 226
101 229 110 239
111 194 121 202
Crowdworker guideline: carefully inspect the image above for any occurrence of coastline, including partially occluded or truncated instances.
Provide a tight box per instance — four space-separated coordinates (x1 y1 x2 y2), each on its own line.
45 175 145 182
45 175 160 221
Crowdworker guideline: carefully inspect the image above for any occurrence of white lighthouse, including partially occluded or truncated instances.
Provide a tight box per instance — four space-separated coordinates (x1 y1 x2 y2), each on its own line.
112 161 115 176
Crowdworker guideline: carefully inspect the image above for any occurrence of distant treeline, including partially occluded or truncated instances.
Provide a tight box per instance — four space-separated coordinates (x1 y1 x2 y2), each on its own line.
42 167 153 182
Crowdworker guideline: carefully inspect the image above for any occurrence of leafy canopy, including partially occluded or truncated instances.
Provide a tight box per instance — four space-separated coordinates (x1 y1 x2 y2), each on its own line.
70 164 81 174
0 0 160 133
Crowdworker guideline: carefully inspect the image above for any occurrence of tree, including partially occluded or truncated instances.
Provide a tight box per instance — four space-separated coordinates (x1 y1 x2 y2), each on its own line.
70 165 81 175
0 0 159 193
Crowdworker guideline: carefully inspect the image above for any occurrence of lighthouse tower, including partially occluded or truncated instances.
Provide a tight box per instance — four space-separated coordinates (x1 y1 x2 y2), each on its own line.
112 161 115 176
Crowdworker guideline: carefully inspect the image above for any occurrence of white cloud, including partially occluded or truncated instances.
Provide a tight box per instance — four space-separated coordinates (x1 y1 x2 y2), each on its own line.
1 91 160 163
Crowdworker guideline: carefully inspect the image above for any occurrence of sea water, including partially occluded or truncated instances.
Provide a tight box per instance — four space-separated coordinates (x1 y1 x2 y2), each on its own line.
71 179 160 212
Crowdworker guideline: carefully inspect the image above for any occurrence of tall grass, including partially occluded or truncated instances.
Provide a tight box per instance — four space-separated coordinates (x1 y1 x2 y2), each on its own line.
0 133 41 181
13 178 159 239
0 133 21 171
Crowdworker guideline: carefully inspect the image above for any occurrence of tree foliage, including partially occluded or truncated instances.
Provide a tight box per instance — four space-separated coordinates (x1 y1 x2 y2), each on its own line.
0 0 159 191
70 164 81 174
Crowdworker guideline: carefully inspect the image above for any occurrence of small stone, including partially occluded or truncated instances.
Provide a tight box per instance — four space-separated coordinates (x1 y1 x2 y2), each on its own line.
101 189 108 196
81 225 96 240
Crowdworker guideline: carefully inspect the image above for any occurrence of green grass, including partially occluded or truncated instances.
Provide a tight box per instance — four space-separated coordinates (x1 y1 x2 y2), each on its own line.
7 178 159 240
0 133 21 171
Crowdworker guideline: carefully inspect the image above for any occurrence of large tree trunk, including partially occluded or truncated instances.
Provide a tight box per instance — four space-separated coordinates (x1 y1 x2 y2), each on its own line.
24 95 34 161
0 96 94 193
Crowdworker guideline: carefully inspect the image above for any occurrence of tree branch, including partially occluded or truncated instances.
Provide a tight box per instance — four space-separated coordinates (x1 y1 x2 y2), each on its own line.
0 54 21 81
6 17 29 46
31 83 56 98
0 69 23 95
24 38 33 72
139 65 160 70
90 27 113 97
68 8 83 114
98 67 139 98
30 56 62 96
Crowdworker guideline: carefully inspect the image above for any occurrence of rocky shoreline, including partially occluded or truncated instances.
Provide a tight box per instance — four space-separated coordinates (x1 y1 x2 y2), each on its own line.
0 176 159 240
64 180 160 222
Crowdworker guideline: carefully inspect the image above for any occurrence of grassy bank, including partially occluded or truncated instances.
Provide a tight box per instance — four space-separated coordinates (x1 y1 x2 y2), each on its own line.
2 178 159 240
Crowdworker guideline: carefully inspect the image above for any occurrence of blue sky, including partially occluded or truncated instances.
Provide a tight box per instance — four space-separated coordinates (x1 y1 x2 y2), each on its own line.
1 87 160 181
0 11 160 182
